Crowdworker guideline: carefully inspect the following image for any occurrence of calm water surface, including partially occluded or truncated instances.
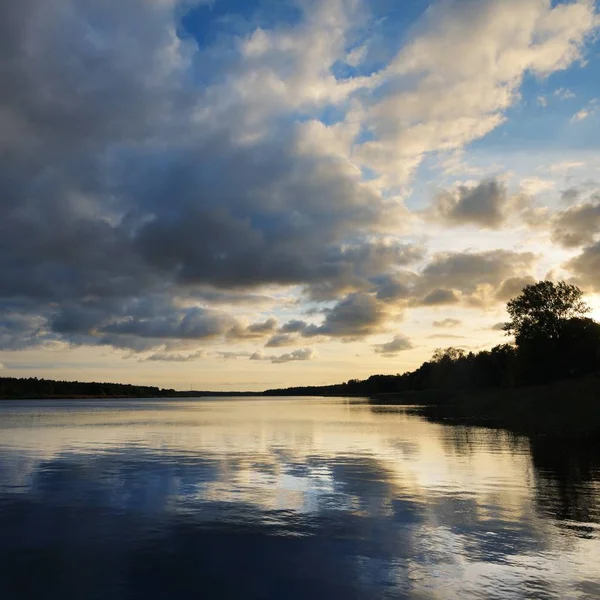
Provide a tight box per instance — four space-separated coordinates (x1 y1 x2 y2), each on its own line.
0 397 599 599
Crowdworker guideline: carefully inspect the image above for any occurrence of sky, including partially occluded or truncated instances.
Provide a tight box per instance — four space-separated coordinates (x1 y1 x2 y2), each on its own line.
1 0 600 391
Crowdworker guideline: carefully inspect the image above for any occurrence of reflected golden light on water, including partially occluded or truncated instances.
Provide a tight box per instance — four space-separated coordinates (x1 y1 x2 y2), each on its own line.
1 397 599 599
0 398 550 519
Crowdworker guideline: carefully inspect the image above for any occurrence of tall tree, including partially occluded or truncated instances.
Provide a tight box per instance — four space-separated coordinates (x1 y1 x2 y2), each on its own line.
503 281 589 344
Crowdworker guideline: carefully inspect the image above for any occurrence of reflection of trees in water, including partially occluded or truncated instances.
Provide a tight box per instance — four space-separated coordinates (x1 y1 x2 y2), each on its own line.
400 401 600 528
436 423 529 458
529 436 600 527
436 420 600 527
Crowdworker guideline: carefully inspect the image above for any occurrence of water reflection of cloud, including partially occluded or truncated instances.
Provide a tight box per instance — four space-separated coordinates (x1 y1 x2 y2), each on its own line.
0 398 599 599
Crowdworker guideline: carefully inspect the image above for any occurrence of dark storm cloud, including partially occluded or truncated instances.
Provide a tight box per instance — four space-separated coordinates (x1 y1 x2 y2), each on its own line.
0 0 410 352
430 179 508 228
373 334 414 356
0 312 53 350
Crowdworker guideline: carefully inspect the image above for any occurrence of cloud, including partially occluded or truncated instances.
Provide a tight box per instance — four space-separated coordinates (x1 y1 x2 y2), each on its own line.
418 250 536 298
551 194 600 247
0 311 53 351
490 322 506 331
572 108 591 121
429 179 508 228
0 0 597 360
519 177 555 195
428 334 467 340
229 317 279 340
571 99 598 122
280 294 389 339
554 87 575 100
561 187 582 204
216 351 252 360
44 300 281 352
100 307 237 342
432 318 462 328
265 333 298 348
548 160 586 173
373 334 414 356
354 0 597 186
304 241 425 301
271 348 316 364
280 320 310 334
145 351 206 362
374 272 419 302
315 293 390 338
189 289 279 306
495 276 536 301
0 0 403 352
251 348 316 363
429 177 554 229
276 292 394 341
421 289 460 306
566 241 600 292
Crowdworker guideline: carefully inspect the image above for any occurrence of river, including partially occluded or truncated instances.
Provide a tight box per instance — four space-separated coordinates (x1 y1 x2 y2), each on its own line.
0 397 599 599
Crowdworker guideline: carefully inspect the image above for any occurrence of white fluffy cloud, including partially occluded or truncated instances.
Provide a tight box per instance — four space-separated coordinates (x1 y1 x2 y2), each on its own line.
352 0 597 186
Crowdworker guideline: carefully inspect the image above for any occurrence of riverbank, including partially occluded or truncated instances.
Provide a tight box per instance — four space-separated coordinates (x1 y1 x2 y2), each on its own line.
371 376 600 438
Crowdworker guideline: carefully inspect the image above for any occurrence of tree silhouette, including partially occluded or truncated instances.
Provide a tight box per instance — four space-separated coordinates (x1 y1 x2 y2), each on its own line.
503 280 589 344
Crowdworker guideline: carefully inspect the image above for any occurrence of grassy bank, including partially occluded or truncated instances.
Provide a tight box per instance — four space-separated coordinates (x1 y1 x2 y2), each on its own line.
371 376 600 438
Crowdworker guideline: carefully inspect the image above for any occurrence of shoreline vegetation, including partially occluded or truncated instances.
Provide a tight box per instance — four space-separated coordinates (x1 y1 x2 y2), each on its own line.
370 377 600 439
2 281 600 439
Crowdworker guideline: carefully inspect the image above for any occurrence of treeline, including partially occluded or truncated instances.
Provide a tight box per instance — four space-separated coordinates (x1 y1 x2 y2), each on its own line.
266 281 600 398
0 377 176 399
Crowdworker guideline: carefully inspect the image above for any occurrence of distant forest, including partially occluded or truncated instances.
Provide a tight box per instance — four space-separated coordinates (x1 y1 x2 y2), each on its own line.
0 378 177 399
2 281 600 401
